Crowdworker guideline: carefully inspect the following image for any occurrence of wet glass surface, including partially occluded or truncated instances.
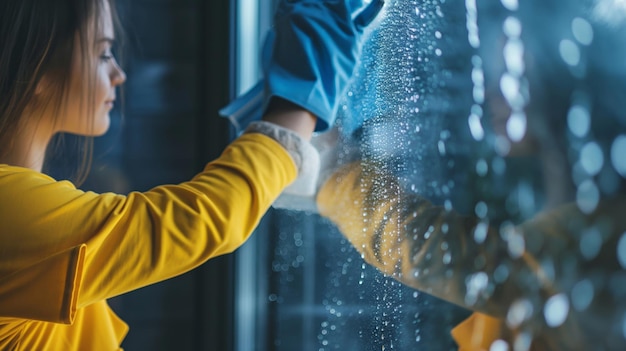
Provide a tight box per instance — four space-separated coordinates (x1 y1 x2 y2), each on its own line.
265 0 626 350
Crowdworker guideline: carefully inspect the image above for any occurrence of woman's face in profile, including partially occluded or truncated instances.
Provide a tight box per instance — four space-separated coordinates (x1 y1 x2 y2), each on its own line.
55 0 126 137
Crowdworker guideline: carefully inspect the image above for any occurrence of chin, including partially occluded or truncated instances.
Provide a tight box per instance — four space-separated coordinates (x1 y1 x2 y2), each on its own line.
91 114 111 136
65 115 111 137
91 129 109 137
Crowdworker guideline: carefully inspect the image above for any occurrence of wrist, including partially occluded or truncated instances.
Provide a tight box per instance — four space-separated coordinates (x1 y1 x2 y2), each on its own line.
262 98 317 141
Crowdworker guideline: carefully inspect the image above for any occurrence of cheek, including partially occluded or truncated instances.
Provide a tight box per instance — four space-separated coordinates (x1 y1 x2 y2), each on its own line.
96 67 111 102
67 68 111 134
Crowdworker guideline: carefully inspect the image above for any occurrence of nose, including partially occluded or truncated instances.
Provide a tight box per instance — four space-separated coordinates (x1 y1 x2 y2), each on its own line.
111 58 127 86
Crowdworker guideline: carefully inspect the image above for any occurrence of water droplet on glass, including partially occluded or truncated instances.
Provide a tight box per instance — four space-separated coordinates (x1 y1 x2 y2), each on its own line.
474 86 485 105
443 252 451 264
544 293 570 328
438 140 447 155
476 159 489 176
503 16 522 38
514 332 532 351
465 272 489 305
436 6 444 18
466 0 481 46
472 65 485 85
495 136 512 156
490 339 510 351
559 39 581 66
610 135 626 177
506 112 527 142
500 0 519 11
572 17 594 45
580 142 604 176
576 179 600 214
494 264 510 283
592 0 626 26
567 105 591 138
507 231 525 259
500 73 521 106
503 39 525 76
474 221 489 243
507 299 534 327
580 227 602 260
468 113 485 141
475 201 488 218
617 232 626 269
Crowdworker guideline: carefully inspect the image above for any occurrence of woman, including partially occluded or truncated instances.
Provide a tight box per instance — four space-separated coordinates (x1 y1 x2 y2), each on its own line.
0 0 383 349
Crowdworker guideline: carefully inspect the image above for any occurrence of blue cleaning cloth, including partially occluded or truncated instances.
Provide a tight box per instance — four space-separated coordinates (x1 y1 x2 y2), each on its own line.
220 0 385 133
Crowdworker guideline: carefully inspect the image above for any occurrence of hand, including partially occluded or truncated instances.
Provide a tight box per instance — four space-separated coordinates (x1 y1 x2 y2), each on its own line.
219 0 385 133
262 98 317 141
264 0 385 131
272 126 361 212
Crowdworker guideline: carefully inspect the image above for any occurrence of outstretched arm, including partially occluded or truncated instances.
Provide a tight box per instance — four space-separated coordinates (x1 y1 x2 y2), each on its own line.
318 159 626 349
317 161 574 317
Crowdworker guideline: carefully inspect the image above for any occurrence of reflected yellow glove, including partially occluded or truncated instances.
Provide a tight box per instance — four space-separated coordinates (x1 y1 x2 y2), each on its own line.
273 126 359 211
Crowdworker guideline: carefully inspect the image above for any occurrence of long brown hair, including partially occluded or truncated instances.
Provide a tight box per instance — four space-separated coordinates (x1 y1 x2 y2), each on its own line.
0 0 123 184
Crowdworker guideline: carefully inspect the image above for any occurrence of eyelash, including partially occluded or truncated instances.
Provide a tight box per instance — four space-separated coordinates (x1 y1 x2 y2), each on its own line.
100 53 114 62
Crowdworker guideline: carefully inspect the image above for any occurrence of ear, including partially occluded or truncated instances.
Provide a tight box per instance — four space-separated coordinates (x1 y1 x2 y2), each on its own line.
34 76 48 96
30 74 55 111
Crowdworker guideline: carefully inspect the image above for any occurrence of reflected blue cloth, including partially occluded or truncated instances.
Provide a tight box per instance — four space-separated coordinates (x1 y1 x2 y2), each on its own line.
220 0 385 133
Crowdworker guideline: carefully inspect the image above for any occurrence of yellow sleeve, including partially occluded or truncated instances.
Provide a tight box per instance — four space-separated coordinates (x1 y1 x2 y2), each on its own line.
317 162 626 349
317 161 561 317
450 312 502 351
0 133 296 324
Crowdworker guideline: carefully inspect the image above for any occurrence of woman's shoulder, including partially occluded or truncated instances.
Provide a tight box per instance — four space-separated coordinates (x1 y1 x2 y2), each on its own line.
0 164 64 185
0 165 80 205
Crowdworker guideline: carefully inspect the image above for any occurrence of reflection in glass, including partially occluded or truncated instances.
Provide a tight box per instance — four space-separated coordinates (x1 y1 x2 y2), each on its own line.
267 0 626 350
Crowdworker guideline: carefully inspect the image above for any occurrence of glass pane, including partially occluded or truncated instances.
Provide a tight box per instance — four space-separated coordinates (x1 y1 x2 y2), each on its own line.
265 211 468 351
263 0 626 350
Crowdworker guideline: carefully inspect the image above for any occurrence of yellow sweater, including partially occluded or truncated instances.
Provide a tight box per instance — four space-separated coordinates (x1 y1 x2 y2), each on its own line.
0 133 297 350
